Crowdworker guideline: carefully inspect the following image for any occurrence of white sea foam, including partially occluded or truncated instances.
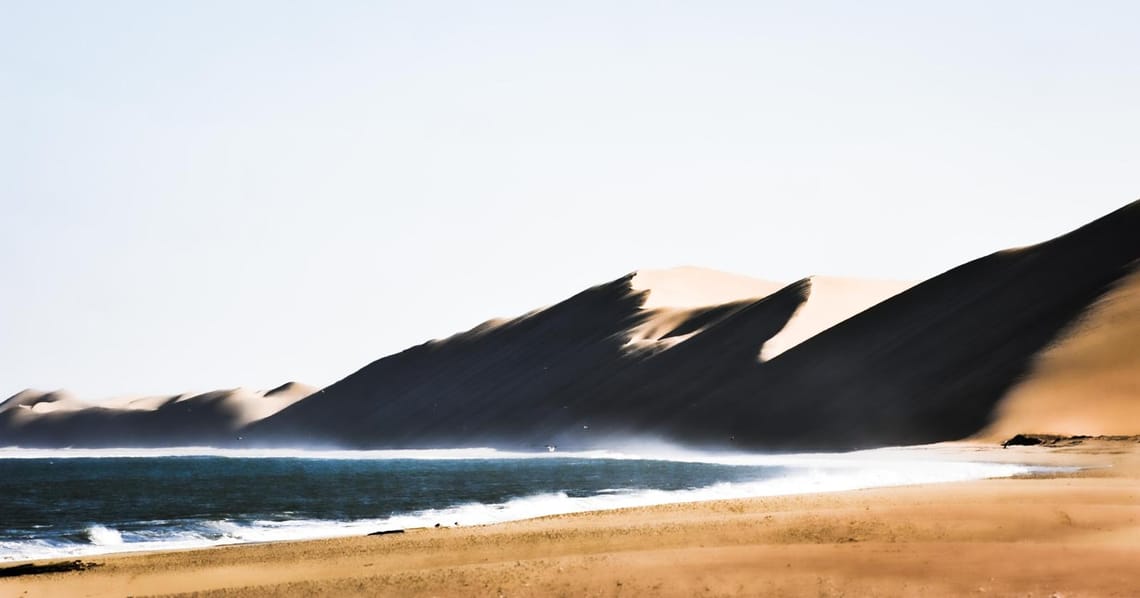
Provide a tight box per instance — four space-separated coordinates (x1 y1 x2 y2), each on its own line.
0 443 1047 467
84 525 123 546
0 450 1065 562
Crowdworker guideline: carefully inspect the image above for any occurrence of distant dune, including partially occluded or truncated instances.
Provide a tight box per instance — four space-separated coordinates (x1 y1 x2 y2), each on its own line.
0 383 313 448
3 201 1138 450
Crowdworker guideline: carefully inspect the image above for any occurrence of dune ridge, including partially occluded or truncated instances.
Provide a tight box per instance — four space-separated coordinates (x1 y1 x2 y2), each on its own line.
3 201 1139 450
249 200 1140 450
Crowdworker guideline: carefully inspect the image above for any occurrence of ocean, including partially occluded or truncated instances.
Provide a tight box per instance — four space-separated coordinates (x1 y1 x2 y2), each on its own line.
0 447 1049 562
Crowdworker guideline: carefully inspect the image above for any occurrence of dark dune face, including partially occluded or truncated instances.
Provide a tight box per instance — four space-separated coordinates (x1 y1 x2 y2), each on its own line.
5 201 1139 450
247 201 1140 451
741 199 1140 449
243 278 811 449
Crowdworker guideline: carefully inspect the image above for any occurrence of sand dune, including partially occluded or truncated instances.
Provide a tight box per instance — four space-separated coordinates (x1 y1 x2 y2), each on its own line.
5 201 1139 450
718 199 1140 448
0 383 312 447
250 200 1140 451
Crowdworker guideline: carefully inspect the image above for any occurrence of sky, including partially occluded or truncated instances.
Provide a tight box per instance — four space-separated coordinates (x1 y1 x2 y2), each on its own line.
2 1 1138 400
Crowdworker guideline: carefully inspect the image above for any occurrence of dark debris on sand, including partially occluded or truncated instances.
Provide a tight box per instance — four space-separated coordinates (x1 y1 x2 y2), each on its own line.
1002 434 1140 448
0 560 100 578
366 529 405 536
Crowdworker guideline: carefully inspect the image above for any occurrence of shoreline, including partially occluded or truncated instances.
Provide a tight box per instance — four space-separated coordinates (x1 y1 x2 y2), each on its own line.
0 444 1061 564
4 439 1138 596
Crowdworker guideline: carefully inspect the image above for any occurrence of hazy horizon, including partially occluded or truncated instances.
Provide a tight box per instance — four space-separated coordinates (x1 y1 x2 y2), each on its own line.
3 1 1138 399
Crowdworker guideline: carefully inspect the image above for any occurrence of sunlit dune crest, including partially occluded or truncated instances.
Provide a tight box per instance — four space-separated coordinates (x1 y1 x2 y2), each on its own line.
92 384 316 425
625 269 911 357
759 276 914 360
2 390 86 416
626 267 782 350
630 266 784 309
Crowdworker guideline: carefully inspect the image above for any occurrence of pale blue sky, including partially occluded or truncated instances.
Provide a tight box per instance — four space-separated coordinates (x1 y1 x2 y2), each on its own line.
2 1 1137 399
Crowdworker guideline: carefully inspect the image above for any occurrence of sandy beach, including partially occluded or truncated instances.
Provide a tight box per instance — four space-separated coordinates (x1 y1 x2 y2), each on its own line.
4 439 1138 597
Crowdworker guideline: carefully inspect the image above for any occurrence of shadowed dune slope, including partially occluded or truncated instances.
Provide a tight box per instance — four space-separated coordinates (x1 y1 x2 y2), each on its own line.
701 199 1140 449
251 201 1140 450
245 276 814 448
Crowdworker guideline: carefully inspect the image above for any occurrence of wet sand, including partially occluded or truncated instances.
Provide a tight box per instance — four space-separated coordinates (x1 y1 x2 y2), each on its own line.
4 440 1139 597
